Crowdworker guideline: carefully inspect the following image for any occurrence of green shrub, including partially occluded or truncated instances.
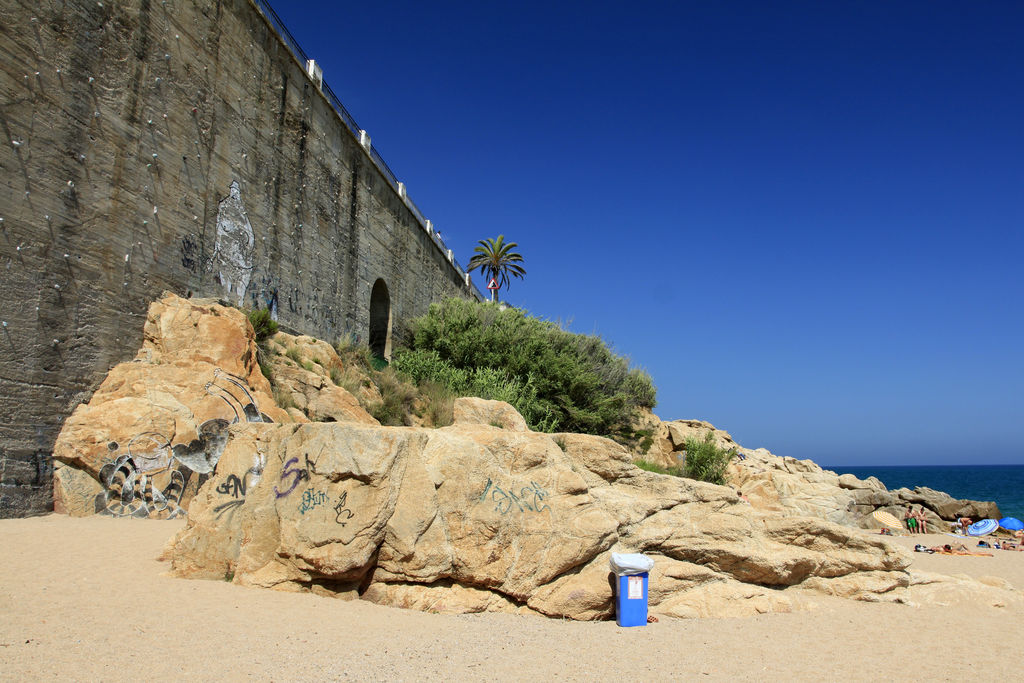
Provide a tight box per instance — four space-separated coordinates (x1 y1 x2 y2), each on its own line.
634 459 676 476
258 358 274 383
285 347 302 364
418 381 454 427
247 308 278 343
274 386 296 410
681 432 733 485
400 299 656 437
392 349 559 433
301 360 315 372
553 436 567 452
329 366 343 386
368 370 417 426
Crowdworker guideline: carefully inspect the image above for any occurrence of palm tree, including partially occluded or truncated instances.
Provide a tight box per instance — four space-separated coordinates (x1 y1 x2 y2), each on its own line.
467 235 526 302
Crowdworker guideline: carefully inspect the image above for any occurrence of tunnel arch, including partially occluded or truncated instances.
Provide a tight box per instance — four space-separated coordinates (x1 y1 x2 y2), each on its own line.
369 278 392 362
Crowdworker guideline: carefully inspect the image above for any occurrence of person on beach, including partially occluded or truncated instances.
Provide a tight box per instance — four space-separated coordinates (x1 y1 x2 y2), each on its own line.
958 516 972 535
916 507 929 534
928 543 993 556
905 506 919 534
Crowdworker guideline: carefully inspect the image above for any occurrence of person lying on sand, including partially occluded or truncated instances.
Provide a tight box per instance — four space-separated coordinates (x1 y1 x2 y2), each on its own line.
924 543 993 557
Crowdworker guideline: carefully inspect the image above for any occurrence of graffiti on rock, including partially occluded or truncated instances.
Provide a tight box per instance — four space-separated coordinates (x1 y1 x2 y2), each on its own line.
212 451 266 520
98 369 270 519
298 488 328 514
333 490 353 526
274 451 318 499
478 478 551 516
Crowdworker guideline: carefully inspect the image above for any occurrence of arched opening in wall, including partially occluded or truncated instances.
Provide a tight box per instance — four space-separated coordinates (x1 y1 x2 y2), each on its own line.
369 278 392 366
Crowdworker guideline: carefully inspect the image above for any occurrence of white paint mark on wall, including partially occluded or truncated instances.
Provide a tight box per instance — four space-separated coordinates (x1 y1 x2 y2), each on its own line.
212 180 255 304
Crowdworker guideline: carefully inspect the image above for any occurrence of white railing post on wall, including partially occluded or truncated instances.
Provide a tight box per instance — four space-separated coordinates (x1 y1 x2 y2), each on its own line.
305 59 323 89
253 1 480 295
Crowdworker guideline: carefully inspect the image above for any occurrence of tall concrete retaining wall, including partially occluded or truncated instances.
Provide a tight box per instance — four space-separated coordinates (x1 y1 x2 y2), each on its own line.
0 0 480 516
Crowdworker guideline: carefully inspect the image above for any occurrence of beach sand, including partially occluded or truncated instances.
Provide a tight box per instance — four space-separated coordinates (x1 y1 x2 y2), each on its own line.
2 517 1022 682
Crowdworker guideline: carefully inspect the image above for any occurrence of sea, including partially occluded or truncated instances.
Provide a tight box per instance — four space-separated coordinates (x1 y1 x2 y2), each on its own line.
824 464 1024 522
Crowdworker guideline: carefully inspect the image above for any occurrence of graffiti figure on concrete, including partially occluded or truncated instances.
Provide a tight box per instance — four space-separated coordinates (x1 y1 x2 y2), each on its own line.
212 180 255 305
98 369 271 518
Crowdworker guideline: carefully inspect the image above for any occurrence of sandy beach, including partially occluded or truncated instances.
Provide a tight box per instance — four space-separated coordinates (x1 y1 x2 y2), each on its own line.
1 517 1022 682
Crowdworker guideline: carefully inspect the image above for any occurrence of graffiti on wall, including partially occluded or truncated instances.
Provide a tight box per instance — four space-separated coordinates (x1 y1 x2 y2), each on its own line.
98 368 271 518
212 180 255 305
478 478 551 516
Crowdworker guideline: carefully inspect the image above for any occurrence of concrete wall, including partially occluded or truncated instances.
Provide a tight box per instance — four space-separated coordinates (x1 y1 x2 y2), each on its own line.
0 0 478 516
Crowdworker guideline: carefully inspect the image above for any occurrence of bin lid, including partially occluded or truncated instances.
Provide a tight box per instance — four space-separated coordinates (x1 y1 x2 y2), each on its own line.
609 552 654 575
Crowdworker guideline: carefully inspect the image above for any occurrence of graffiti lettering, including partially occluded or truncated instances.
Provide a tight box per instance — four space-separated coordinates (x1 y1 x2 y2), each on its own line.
333 490 353 526
478 478 551 516
298 488 327 514
274 457 308 498
215 474 246 498
180 233 200 273
211 454 265 520
521 481 551 513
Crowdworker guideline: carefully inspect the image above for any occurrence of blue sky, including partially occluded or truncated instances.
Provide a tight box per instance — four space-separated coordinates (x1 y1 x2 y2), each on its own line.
268 1 1023 466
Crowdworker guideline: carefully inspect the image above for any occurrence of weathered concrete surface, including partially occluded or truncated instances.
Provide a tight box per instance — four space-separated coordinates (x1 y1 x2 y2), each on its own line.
0 0 475 516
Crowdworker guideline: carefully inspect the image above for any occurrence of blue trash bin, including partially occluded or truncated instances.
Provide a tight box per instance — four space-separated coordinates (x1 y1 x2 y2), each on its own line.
614 571 649 627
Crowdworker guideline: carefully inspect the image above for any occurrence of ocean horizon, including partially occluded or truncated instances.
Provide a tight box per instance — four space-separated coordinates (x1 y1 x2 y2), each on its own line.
824 464 1024 522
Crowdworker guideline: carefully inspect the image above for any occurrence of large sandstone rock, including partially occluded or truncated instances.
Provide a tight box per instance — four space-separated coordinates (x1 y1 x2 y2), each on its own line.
262 333 380 426
627 413 999 532
166 399 912 620
51 294 299 518
452 397 529 431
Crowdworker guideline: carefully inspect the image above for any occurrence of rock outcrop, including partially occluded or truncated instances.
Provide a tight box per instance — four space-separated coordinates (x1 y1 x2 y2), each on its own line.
50 294 370 518
636 415 999 530
52 292 1010 620
165 400 912 620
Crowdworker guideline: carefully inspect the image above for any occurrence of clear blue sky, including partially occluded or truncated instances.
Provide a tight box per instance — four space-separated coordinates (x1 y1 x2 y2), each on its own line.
268 1 1023 466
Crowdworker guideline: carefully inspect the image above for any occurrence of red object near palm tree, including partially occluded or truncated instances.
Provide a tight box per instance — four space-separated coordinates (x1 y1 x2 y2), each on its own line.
467 235 526 302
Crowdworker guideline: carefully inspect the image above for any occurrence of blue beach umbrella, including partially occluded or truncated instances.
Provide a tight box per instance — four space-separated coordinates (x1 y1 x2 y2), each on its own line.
967 519 999 536
999 517 1024 531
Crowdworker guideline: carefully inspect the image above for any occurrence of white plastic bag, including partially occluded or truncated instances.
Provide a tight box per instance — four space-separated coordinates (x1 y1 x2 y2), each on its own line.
609 552 654 576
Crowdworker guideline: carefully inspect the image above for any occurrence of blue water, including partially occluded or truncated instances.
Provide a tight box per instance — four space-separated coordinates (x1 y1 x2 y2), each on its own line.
824 465 1024 521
